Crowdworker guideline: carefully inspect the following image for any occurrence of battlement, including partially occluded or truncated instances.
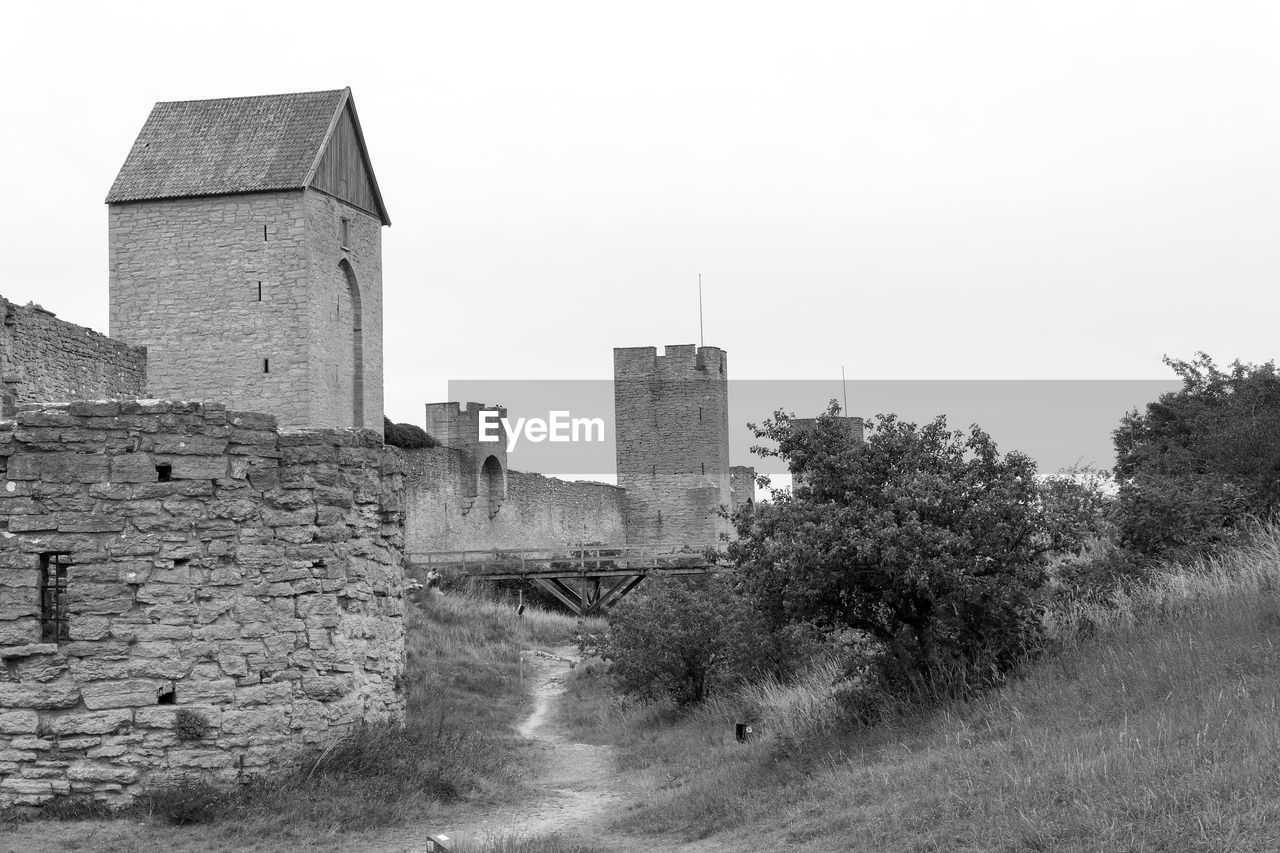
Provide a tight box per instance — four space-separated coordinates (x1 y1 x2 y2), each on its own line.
614 344 727 378
424 401 509 451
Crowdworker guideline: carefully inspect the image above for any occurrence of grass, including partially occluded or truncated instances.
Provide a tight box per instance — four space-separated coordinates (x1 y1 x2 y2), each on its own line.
560 523 1280 851
0 586 598 851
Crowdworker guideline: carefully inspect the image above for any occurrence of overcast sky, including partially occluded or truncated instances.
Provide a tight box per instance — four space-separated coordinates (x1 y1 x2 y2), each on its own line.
4 2 1277 459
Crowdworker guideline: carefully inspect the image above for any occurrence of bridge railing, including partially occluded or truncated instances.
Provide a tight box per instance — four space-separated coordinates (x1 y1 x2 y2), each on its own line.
406 543 723 575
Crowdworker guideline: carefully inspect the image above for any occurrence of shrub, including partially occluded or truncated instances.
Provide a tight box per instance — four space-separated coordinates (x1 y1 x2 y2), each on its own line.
590 573 790 706
1113 354 1280 557
384 416 438 449
728 403 1099 700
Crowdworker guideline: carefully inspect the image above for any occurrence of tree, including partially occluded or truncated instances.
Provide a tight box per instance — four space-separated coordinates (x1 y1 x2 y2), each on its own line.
1112 354 1280 556
591 573 777 706
727 402 1093 697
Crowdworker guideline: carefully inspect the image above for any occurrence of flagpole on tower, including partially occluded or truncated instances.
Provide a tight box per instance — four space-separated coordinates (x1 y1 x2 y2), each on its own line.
698 273 704 348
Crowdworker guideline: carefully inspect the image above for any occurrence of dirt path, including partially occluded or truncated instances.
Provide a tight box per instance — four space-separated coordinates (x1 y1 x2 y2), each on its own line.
442 647 636 848
373 646 729 853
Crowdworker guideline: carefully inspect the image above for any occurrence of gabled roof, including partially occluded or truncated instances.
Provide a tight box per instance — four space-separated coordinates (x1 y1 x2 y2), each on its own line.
105 87 390 224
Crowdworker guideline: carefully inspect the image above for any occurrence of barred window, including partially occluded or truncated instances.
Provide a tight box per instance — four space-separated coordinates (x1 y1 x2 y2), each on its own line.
39 553 70 643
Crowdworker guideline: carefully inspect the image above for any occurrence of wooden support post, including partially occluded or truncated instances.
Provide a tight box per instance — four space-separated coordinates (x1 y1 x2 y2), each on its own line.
531 577 584 616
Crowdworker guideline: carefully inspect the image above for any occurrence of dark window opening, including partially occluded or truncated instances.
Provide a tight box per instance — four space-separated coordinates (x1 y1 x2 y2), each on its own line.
263 358 270 374
157 688 176 705
173 558 190 567
39 553 70 643
257 281 262 302
156 463 172 482
263 225 268 241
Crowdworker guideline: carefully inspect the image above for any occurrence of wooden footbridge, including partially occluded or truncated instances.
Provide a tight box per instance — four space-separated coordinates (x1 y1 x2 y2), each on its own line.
406 544 726 616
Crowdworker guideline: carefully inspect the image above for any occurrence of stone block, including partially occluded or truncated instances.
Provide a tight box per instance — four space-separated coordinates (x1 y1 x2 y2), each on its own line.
81 679 163 710
150 435 229 456
7 515 57 532
109 453 158 483
171 455 229 480
0 681 79 709
66 761 140 784
34 453 110 484
68 402 121 418
0 711 39 734
57 514 125 533
46 710 132 735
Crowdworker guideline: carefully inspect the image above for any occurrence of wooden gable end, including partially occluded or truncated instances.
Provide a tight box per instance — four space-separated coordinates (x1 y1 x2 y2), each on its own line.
309 103 389 224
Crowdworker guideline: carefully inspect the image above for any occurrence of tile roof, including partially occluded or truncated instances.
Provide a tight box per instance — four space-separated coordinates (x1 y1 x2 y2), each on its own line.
106 88 350 205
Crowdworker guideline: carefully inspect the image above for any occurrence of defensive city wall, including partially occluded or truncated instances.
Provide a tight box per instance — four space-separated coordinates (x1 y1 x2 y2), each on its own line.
0 85 754 809
0 401 405 805
0 299 146 418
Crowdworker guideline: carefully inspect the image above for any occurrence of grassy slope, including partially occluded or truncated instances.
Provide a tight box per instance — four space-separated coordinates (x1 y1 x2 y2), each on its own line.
563 526 1280 852
0 589 595 853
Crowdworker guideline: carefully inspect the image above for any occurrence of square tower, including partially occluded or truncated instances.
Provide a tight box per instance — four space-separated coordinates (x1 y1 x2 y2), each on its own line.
105 88 390 430
614 345 732 547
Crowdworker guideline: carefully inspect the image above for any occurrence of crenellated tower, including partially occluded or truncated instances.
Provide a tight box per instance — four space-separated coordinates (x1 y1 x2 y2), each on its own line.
613 345 732 547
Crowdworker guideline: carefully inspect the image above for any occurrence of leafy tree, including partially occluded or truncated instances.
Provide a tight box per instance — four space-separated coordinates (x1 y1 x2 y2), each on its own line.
590 573 781 706
727 402 1095 697
1113 354 1280 556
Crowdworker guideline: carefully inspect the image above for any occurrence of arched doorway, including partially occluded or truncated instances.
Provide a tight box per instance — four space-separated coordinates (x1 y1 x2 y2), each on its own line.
481 455 505 519
338 260 364 428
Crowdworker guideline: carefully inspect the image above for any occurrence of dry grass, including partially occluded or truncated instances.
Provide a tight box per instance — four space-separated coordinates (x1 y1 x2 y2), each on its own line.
562 524 1280 851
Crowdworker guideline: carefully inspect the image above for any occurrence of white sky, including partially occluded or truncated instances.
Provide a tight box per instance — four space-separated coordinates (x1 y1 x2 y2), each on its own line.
4 1 1278 429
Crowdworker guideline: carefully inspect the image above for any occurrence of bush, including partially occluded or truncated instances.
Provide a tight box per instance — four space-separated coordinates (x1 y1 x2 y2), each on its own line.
384 417 438 449
590 573 798 706
728 403 1099 699
1113 354 1280 557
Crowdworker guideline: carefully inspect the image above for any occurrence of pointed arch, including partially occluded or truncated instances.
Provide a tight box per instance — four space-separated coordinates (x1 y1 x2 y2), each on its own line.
338 259 364 427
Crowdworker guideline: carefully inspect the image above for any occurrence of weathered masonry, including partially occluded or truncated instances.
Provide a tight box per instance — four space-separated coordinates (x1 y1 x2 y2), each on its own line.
0 401 406 806
0 298 146 418
106 88 390 432
614 345 734 547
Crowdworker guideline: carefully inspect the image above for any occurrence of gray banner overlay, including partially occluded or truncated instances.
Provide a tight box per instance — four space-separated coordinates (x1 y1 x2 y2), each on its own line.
440 380 1181 478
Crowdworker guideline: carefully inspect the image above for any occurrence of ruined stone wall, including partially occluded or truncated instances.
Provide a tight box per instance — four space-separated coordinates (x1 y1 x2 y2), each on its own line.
614 345 733 547
0 401 405 807
401 445 625 554
0 298 146 418
108 190 384 432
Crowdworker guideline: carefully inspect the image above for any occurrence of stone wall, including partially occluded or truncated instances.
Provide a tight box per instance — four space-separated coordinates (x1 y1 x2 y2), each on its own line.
0 298 146 418
402 445 625 554
0 401 405 806
614 345 733 547
108 190 383 432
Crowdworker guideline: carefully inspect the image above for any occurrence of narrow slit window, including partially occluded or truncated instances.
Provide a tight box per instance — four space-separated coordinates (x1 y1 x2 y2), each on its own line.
263 358 270 374
339 218 350 248
39 553 71 643
257 281 263 302
263 225 268 241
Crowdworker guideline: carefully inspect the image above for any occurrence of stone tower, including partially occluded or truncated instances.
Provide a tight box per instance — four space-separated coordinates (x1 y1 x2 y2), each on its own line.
614 345 732 547
105 88 390 430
